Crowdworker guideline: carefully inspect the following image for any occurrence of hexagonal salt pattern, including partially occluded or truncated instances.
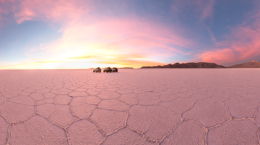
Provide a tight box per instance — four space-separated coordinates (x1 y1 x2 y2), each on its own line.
0 69 259 145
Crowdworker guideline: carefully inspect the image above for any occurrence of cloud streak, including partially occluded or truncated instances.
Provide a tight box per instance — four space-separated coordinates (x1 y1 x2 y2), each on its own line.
14 0 90 24
0 0 193 68
30 18 192 68
200 10 260 65
172 0 215 20
2 0 258 68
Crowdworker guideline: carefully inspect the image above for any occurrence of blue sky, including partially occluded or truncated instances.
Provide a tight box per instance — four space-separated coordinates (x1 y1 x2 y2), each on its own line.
0 0 259 68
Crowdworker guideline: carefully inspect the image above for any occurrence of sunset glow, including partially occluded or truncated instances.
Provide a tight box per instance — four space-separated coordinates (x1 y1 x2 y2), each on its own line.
0 0 259 69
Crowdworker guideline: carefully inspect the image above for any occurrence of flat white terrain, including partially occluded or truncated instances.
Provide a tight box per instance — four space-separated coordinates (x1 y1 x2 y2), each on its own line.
0 69 260 145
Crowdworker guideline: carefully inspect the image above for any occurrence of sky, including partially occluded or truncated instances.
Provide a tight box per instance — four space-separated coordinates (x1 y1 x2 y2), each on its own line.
0 0 259 69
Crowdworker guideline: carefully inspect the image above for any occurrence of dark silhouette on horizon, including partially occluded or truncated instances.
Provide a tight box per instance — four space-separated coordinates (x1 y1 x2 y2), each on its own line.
141 62 225 68
93 67 119 73
230 61 260 68
93 67 102 72
141 61 260 69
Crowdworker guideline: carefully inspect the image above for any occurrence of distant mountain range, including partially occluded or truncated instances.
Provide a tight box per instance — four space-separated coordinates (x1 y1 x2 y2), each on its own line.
141 61 260 68
141 62 225 68
230 61 260 68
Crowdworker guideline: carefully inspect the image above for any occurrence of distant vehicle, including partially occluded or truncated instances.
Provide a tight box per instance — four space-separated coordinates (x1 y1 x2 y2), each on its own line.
103 67 112 73
112 67 118 72
93 67 101 73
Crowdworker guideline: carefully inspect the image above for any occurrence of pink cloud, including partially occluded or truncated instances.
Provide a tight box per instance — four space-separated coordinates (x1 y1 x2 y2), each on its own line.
199 48 237 64
0 0 91 24
172 0 215 20
15 0 90 24
38 18 193 63
197 0 215 20
0 0 195 68
200 12 260 64
0 0 15 26
85 18 192 49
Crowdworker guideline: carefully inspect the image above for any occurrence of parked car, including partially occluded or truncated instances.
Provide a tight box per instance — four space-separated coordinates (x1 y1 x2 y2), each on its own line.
93 67 101 73
103 67 112 73
112 67 118 72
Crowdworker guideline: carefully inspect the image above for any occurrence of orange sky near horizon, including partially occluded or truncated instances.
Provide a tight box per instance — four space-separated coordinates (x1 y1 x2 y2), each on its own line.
0 0 259 69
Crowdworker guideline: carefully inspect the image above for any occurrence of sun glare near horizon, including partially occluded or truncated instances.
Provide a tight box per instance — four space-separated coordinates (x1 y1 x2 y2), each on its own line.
0 0 259 69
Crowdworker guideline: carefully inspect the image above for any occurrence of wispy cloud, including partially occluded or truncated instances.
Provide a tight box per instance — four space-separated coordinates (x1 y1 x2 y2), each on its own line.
199 0 215 20
0 0 14 26
0 0 196 69
24 18 192 68
172 0 215 20
200 9 260 65
14 0 90 24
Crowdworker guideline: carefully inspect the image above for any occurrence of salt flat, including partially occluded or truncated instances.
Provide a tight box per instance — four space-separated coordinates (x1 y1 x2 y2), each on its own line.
0 69 260 145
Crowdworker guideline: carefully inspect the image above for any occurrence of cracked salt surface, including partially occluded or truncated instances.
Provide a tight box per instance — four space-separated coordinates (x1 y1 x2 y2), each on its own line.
0 69 260 145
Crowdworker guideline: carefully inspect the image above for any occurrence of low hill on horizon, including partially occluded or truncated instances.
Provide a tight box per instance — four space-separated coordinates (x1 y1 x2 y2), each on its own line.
230 61 260 68
141 62 225 68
